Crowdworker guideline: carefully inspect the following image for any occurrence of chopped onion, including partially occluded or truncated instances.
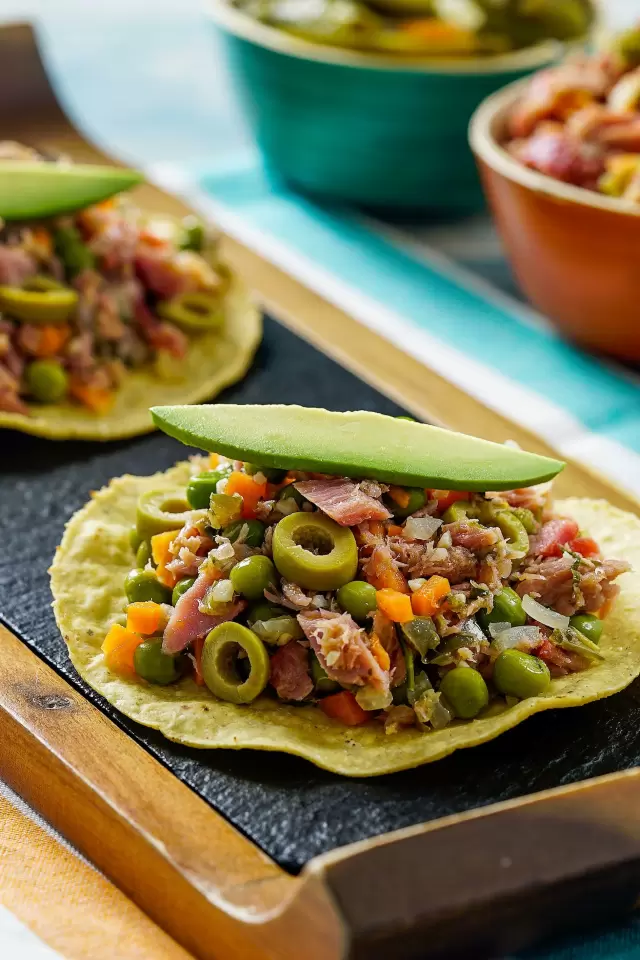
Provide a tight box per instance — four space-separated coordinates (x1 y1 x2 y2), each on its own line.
403 517 442 541
491 626 541 654
276 498 298 516
211 539 235 561
253 471 267 486
437 530 452 549
216 477 229 494
408 578 427 593
522 594 570 630
209 578 235 603
313 594 328 608
488 621 512 639
430 548 449 562
458 617 486 645
356 685 393 711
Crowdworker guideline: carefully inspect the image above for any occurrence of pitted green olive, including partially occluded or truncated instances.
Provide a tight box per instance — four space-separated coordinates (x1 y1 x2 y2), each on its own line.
272 512 358 591
201 621 270 703
157 291 224 331
136 488 194 539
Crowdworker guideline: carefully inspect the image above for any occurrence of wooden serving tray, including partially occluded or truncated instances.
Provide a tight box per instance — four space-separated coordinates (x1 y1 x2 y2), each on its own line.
1 22 640 960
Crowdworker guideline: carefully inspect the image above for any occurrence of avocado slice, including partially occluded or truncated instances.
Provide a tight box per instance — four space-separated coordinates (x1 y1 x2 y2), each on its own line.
0 163 143 220
150 404 564 490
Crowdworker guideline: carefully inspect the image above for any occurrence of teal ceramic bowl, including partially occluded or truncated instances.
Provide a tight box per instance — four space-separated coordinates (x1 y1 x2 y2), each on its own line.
205 0 565 214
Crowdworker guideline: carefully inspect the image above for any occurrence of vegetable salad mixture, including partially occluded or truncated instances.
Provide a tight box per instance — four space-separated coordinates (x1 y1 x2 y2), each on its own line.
232 0 593 57
106 455 629 733
0 142 227 416
505 25 640 200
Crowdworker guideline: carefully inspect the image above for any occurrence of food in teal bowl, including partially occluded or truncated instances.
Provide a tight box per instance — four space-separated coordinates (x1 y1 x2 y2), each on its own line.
205 0 594 213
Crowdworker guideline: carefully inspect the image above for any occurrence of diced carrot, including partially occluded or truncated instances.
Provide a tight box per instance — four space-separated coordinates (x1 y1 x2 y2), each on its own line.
387 524 404 538
33 324 70 359
568 537 600 558
193 636 205 686
31 226 53 256
428 490 470 512
68 379 114 414
126 601 164 636
319 691 370 726
139 229 169 248
151 529 181 588
370 634 391 671
367 551 409 594
224 471 267 519
376 588 414 624
598 598 615 620
209 452 221 469
411 576 450 617
101 623 144 676
388 486 410 509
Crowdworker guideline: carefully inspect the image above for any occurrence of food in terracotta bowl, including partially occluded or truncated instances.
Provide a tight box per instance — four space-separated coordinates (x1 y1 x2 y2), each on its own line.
470 26 640 360
230 0 595 56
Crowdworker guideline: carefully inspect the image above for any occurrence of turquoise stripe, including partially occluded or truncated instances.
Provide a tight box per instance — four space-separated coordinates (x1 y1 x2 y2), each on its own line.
198 163 640 452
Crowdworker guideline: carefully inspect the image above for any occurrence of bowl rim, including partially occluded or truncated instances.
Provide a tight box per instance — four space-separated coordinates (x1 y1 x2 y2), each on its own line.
469 77 640 219
204 0 565 75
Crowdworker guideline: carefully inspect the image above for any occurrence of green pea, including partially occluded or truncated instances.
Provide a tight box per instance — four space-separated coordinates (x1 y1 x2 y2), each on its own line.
570 614 603 645
478 587 527 632
25 360 68 403
439 666 489 719
172 577 196 606
277 483 307 508
201 621 270 703
54 225 95 278
244 463 287 483
310 653 340 694
124 569 172 605
179 215 205 252
187 468 232 510
129 527 142 552
136 540 152 569
223 519 266 547
384 487 426 521
246 601 286 624
134 639 182 685
336 580 377 621
493 649 551 700
230 555 276 601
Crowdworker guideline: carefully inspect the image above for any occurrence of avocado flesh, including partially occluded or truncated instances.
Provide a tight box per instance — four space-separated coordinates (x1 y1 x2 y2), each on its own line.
151 404 564 491
0 163 143 219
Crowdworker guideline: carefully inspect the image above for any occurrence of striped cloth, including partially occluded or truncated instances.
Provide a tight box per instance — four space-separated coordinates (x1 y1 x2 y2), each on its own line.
149 158 640 503
0 781 190 960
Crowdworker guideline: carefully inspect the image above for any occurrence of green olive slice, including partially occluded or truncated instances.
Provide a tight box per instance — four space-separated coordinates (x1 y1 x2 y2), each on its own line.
272 511 358 591
157 291 224 331
201 622 270 704
136 488 197 540
0 282 78 324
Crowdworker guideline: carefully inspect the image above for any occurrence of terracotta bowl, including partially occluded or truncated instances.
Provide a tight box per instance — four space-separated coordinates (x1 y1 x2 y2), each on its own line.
469 81 640 361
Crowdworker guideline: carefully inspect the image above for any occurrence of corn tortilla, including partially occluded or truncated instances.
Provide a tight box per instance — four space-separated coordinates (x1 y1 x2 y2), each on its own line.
51 462 640 777
0 279 261 441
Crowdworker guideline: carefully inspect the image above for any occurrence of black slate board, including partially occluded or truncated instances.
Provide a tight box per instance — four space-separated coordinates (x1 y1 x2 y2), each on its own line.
1 315 639 874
